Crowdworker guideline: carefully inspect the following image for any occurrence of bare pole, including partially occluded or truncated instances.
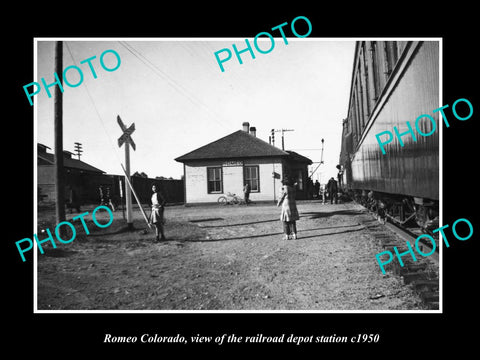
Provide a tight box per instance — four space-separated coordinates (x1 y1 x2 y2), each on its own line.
54 41 66 228
119 177 125 220
125 141 133 229
274 129 294 151
309 138 325 178
120 164 151 229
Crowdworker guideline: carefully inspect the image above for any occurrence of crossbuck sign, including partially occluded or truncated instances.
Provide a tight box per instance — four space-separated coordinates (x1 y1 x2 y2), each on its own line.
117 115 136 150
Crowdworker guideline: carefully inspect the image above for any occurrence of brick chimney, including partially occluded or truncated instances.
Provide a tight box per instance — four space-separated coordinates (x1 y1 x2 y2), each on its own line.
250 126 256 137
242 122 250 133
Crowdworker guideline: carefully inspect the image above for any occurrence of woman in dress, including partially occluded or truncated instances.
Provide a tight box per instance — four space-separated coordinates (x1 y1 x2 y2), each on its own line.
150 184 166 241
277 178 299 240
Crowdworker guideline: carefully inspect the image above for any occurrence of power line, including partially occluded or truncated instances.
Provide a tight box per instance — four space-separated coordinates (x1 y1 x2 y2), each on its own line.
118 41 229 130
64 42 124 170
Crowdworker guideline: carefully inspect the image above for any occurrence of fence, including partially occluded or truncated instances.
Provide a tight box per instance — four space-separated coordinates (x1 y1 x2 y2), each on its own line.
38 170 184 206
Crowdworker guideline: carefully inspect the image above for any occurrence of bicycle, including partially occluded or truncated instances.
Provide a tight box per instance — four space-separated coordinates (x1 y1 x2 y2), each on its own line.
217 192 244 205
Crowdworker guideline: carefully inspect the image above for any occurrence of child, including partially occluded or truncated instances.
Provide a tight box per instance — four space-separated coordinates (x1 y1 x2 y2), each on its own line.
277 179 299 240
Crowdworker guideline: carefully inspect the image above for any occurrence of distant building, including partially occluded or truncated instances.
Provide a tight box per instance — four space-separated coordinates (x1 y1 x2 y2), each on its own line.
37 143 105 204
175 122 312 204
37 143 185 206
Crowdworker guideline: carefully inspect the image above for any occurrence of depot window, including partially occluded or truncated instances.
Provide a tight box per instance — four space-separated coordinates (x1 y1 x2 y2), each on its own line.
207 167 223 194
244 165 260 192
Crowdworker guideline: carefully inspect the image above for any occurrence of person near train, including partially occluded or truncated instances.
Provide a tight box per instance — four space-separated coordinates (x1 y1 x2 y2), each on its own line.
327 177 338 204
314 180 320 199
277 178 300 240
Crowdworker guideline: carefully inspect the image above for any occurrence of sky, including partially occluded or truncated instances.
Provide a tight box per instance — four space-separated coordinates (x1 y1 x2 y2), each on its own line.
35 38 355 183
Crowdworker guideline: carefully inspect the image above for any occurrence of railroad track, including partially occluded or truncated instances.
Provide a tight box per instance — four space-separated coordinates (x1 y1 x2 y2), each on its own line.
358 206 440 310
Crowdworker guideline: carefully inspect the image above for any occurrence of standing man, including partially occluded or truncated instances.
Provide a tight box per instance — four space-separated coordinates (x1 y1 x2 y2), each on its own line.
327 177 338 204
314 180 320 199
337 165 344 189
306 178 312 199
243 182 251 205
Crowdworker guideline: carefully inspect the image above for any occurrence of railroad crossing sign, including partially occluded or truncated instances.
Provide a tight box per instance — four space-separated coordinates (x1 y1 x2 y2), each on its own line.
117 115 136 150
117 114 135 229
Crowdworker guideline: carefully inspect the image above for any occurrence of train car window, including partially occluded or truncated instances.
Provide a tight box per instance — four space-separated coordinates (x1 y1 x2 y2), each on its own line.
360 43 371 119
397 41 408 57
352 94 359 144
382 42 391 77
390 42 399 64
375 41 387 91
383 41 400 79
368 41 381 102
355 87 363 138
353 84 360 140
356 72 367 130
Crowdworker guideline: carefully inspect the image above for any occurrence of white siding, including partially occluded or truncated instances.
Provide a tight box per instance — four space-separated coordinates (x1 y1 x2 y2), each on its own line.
222 165 244 197
185 161 217 203
245 158 283 202
184 158 284 203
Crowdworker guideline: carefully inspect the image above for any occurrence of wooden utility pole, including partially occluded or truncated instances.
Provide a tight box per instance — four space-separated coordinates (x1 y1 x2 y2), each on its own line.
74 142 83 160
274 129 294 150
54 41 66 228
121 164 151 229
125 140 132 228
117 115 136 230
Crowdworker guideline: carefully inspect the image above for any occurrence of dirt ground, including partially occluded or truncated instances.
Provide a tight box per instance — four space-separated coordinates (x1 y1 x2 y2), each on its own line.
36 200 427 311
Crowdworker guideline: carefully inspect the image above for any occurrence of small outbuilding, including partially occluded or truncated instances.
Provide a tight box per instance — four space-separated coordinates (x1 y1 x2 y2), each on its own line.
175 123 312 204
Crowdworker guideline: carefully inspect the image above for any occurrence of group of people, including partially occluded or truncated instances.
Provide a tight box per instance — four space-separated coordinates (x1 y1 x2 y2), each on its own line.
148 174 341 242
305 177 339 203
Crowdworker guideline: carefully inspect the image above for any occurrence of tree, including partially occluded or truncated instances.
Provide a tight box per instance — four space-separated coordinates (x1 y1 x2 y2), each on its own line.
133 171 148 178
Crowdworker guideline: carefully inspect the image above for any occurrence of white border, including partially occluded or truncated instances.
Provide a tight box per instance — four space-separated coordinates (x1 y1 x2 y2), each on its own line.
33 37 443 314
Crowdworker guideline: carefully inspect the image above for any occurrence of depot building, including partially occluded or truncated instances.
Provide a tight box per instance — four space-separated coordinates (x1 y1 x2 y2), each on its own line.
175 122 312 204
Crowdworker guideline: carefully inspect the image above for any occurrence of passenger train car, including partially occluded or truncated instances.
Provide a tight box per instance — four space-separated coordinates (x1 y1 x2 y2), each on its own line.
338 41 440 232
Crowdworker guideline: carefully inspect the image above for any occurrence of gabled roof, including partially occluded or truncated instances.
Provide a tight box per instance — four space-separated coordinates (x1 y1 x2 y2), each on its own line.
175 130 293 162
38 151 105 174
285 151 313 165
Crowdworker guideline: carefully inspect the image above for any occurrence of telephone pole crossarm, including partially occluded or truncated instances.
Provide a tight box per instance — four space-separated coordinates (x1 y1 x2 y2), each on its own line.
273 129 294 150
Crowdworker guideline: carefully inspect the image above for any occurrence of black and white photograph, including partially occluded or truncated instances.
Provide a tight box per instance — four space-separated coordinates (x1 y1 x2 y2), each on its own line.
6 7 479 355
33 38 441 313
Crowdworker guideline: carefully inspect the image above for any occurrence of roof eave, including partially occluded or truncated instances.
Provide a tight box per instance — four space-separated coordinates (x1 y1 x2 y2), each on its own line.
175 153 291 163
